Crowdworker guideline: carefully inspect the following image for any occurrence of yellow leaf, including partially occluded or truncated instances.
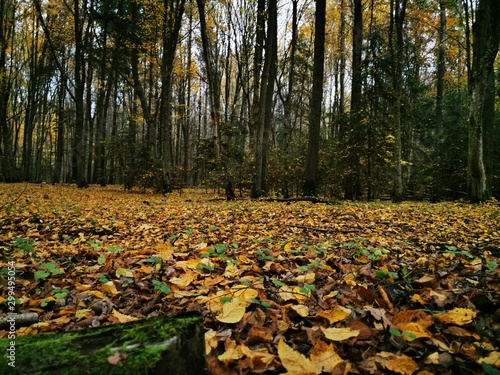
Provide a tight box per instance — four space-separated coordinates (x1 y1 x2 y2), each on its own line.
224 263 240 277
111 309 138 323
75 309 92 319
291 304 309 317
240 345 275 372
169 272 195 287
115 267 133 278
316 306 351 324
277 338 318 375
478 351 500 367
310 340 343 373
101 281 118 295
205 329 218 355
232 285 259 302
321 327 360 341
218 345 244 362
384 354 419 375
216 296 246 324
434 308 477 326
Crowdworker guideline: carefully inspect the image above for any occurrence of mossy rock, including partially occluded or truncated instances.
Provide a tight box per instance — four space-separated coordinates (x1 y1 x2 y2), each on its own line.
0 313 207 375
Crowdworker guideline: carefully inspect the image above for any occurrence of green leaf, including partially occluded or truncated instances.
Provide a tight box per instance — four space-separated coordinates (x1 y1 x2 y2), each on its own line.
145 256 162 265
152 280 171 295
272 280 285 287
34 270 50 280
220 297 233 303
390 328 402 337
403 331 417 339
97 255 106 265
99 274 109 283
482 362 500 375
106 246 122 252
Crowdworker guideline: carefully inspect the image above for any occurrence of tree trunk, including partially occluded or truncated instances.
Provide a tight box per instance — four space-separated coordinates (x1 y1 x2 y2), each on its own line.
159 0 186 191
253 0 277 197
196 0 222 164
303 0 326 197
0 0 16 182
467 0 499 202
73 0 88 188
0 314 207 375
344 0 363 200
390 0 407 202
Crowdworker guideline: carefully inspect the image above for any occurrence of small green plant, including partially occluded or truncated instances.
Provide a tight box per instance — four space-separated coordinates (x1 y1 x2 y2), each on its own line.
299 283 316 295
485 261 498 272
52 288 69 299
152 280 171 295
99 274 109 283
106 245 122 253
10 238 35 255
251 298 270 307
86 240 103 251
256 248 274 261
375 269 397 279
97 255 106 265
272 279 285 288
34 262 64 279
390 328 416 339
144 256 162 265
299 260 325 272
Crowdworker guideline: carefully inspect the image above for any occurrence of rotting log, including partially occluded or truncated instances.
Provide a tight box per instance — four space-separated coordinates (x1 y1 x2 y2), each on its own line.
0 313 207 375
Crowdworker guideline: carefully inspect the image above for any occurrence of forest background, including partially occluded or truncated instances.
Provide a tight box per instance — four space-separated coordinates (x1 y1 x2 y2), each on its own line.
0 0 499 202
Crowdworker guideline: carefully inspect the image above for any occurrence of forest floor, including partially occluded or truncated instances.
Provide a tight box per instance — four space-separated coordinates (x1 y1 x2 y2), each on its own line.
0 183 499 375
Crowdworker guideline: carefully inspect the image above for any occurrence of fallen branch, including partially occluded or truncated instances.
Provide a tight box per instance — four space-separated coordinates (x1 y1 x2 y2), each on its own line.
288 224 361 233
0 182 29 211
260 196 337 204
0 312 39 329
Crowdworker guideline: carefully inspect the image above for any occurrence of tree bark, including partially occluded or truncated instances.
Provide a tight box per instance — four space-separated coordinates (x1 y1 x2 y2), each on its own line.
344 0 363 200
467 0 499 202
390 0 407 202
303 0 326 197
253 0 277 197
0 0 16 182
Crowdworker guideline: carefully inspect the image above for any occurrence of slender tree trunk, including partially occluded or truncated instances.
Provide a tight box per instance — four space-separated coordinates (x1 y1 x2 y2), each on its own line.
283 0 298 151
159 0 186 191
345 0 363 200
253 0 277 197
467 0 499 202
73 0 88 188
435 0 446 135
390 0 407 202
0 0 15 182
196 0 222 163
303 0 326 196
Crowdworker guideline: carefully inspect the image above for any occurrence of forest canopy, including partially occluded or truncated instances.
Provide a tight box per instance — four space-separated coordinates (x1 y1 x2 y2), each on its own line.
0 0 499 201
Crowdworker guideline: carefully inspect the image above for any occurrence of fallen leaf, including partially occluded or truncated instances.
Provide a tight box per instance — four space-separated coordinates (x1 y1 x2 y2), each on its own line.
321 327 360 341
277 338 317 375
434 308 477 326
216 296 246 324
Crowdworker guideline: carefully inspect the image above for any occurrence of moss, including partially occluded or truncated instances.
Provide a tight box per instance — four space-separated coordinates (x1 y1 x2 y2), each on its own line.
0 314 205 375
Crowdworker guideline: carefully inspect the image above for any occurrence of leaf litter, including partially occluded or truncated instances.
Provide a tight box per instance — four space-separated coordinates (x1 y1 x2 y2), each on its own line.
0 184 499 374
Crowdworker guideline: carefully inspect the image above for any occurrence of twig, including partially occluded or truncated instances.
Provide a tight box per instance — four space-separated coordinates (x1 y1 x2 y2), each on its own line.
0 183 29 211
